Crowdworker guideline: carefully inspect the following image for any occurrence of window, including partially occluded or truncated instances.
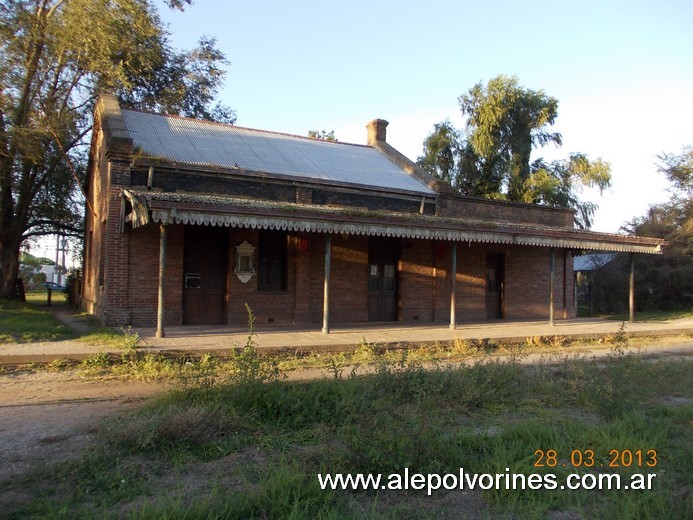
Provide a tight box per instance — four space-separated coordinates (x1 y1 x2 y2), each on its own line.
258 230 287 291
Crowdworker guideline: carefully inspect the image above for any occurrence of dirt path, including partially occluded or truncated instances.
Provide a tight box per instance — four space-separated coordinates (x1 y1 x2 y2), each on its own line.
0 373 171 481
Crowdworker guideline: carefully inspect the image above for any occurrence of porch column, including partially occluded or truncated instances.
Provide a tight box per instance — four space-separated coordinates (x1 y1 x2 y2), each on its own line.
450 242 457 330
629 253 635 323
156 223 167 338
549 248 555 326
322 235 332 334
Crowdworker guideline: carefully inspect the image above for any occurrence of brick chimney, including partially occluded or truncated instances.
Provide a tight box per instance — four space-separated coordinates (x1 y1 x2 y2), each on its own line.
366 119 389 146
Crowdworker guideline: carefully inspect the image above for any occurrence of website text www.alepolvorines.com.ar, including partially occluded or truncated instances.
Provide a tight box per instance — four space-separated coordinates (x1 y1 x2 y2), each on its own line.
318 468 657 496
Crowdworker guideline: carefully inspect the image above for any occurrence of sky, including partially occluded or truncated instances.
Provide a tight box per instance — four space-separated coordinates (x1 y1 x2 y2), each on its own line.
154 0 693 234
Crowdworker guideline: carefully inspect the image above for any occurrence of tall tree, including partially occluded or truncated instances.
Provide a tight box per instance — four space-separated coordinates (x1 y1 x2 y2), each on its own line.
592 147 693 312
0 0 233 298
417 121 506 198
418 75 611 228
623 146 692 256
460 75 562 201
416 120 460 186
656 147 693 201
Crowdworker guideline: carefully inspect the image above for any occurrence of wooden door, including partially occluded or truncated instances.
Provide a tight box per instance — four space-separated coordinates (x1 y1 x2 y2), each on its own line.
486 253 505 319
368 239 399 321
183 228 228 325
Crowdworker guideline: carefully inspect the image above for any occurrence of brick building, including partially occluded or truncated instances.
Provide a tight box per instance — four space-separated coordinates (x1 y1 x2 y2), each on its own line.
82 95 664 336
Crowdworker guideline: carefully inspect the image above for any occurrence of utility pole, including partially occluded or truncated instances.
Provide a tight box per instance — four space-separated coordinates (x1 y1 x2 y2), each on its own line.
54 235 68 286
60 238 68 285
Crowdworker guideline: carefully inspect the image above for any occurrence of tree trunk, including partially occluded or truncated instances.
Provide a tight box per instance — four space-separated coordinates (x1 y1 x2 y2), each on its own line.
0 231 21 299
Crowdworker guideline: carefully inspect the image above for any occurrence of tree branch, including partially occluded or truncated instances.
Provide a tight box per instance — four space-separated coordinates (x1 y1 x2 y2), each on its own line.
22 220 83 240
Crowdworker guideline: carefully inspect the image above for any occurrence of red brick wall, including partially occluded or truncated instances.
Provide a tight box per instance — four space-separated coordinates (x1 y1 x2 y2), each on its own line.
504 246 549 319
226 228 295 326
293 233 312 322
96 223 576 327
400 240 436 322
99 159 132 325
82 131 108 317
228 232 369 327
433 244 576 324
432 242 451 322
503 246 575 320
457 244 488 322
123 224 184 327
309 235 369 324
439 194 575 228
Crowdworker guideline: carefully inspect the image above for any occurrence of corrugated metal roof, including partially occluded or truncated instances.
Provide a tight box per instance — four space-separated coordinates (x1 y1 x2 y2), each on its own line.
120 109 434 195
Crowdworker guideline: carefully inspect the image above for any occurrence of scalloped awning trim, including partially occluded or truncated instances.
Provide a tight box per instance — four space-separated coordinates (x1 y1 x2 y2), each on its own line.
149 209 662 254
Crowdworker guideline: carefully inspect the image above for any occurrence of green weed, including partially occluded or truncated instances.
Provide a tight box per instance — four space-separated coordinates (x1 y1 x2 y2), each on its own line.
80 351 112 371
78 326 140 351
2 354 691 519
225 304 284 384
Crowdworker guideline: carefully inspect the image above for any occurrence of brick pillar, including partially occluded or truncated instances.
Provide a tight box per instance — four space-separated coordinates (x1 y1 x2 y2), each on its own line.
102 160 131 326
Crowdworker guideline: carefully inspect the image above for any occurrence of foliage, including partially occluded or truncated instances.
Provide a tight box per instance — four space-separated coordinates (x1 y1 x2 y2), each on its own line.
0 298 75 342
3 352 690 518
657 146 693 200
308 129 338 141
587 147 693 313
79 325 140 351
225 304 284 384
417 75 611 228
19 251 54 292
460 74 563 202
417 120 462 186
625 146 693 257
19 252 53 266
0 0 233 298
527 153 611 227
18 263 46 291
63 268 80 305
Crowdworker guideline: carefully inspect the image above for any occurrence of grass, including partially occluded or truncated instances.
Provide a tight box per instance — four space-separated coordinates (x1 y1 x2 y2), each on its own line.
1 338 691 519
77 326 141 351
67 327 682 382
577 305 692 321
1 302 691 516
23 290 66 306
606 309 693 321
0 295 140 348
0 298 76 343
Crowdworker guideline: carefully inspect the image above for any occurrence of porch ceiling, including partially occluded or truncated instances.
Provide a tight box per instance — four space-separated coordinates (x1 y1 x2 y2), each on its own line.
122 188 665 254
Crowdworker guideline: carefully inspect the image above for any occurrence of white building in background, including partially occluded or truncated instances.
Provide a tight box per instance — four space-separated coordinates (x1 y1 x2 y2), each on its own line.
23 234 77 287
40 265 56 284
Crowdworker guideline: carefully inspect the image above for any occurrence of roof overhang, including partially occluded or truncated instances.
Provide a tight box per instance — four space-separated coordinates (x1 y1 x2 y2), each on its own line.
122 189 665 255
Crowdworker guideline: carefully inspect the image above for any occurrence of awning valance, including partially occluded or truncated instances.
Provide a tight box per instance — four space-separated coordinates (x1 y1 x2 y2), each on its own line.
123 189 664 254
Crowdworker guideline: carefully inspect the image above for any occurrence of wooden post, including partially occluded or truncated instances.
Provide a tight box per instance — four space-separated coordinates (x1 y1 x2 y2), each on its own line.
450 242 457 330
322 236 331 334
629 253 635 323
156 223 167 339
549 248 555 326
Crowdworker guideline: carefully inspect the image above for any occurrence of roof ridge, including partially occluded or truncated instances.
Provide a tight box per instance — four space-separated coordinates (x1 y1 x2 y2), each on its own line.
120 106 371 149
